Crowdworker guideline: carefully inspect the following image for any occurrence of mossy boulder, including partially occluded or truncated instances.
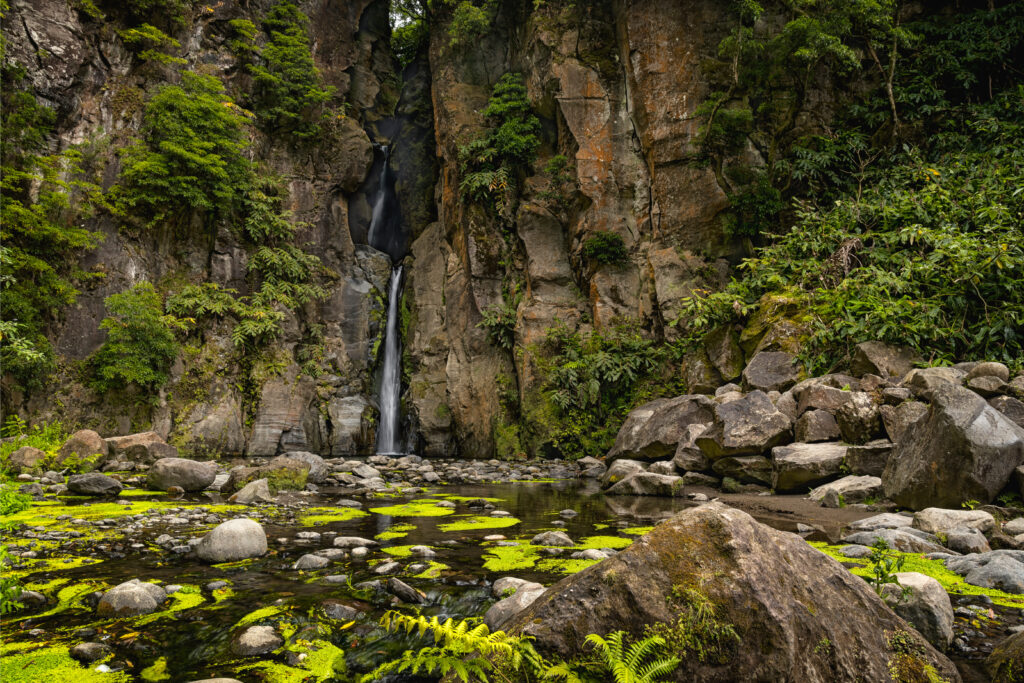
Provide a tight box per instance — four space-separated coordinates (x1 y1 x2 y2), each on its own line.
503 502 960 682
224 456 309 494
986 630 1024 683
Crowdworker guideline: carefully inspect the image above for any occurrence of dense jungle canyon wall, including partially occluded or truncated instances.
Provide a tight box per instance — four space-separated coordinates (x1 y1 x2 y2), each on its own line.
2 0 1021 459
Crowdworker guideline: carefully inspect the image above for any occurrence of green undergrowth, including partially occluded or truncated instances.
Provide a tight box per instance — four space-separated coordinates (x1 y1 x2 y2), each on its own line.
481 544 542 572
437 516 521 532
15 581 106 621
6 556 103 582
296 507 368 525
0 642 131 683
811 542 1024 609
574 535 633 550
368 500 455 518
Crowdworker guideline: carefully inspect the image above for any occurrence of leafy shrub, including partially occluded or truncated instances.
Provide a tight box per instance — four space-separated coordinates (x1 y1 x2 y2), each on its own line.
0 484 31 516
478 299 518 350
458 73 540 211
391 16 429 67
536 153 575 206
867 538 909 600
118 24 186 65
448 0 496 47
645 587 739 664
246 1 334 139
89 283 186 395
0 545 23 614
116 71 251 223
581 231 627 266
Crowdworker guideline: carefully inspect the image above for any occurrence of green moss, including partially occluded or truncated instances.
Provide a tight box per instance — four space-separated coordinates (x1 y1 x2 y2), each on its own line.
809 542 1024 609
134 585 205 625
0 644 131 683
381 545 417 558
235 639 345 683
7 556 103 582
296 507 368 525
536 557 600 574
212 586 235 603
140 657 170 682
481 544 542 572
375 523 416 541
20 581 105 621
621 526 654 536
116 489 168 497
413 561 449 579
429 494 503 503
574 535 634 550
369 501 455 518
233 605 289 629
593 523 610 530
438 516 521 532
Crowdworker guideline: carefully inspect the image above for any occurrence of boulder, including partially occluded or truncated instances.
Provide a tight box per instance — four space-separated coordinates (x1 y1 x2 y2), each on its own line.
796 385 853 416
232 625 282 656
647 461 677 476
387 577 426 604
605 472 685 497
986 630 1024 683
492 577 542 598
990 395 1024 429
69 642 111 663
848 513 914 532
67 472 123 496
58 430 109 467
607 395 714 462
105 431 176 464
224 456 310 494
945 527 991 554
844 440 893 477
964 555 1024 594
485 582 546 630
879 401 929 444
912 508 995 535
147 458 218 492
8 446 47 473
841 528 947 554
835 392 881 444
293 554 330 570
741 351 801 392
576 456 606 478
902 367 966 399
967 362 1011 382
1004 518 1024 536
229 478 275 505
968 375 1007 398
793 410 840 443
880 572 953 649
705 324 744 382
601 459 646 488
851 342 921 379
882 383 1024 509
97 579 166 616
771 443 847 493
711 456 772 486
284 451 329 483
695 391 792 459
531 531 574 547
333 536 378 549
195 518 268 563
503 502 959 682
808 476 882 505
671 423 711 472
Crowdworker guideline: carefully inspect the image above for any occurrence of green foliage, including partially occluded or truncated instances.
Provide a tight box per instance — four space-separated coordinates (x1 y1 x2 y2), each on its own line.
227 19 259 61
723 170 783 239
0 484 31 517
578 631 680 683
479 298 519 350
0 418 69 472
245 1 334 139
886 629 949 683
121 0 194 28
0 63 107 387
448 0 497 48
645 587 739 664
118 24 186 65
0 545 23 614
361 611 541 682
459 73 541 212
536 154 575 207
116 71 252 223
581 231 627 266
391 15 429 67
867 538 909 600
89 283 186 395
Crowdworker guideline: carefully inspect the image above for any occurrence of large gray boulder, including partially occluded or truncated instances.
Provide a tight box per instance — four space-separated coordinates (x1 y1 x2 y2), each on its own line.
696 391 792 459
844 440 893 477
195 518 268 563
987 630 1024 683
990 395 1024 429
97 579 166 616
223 456 310 494
841 528 947 554
793 410 840 443
67 472 123 496
105 431 177 464
835 392 881 444
741 351 801 392
912 508 995 535
605 472 685 497
283 451 328 483
229 478 275 505
9 446 47 473
671 423 711 472
851 341 921 379
882 383 1024 509
880 572 953 650
58 429 108 466
484 581 546 630
902 367 966 399
879 401 929 444
503 502 959 682
771 443 847 493
607 395 714 462
147 458 218 492
601 459 646 488
711 456 772 486
808 475 882 505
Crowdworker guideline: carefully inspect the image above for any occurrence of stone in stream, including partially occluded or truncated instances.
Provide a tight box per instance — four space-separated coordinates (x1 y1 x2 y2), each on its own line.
105 431 177 464
232 625 283 656
808 475 882 506
387 577 425 604
321 600 360 620
912 508 996 535
195 518 267 563
285 451 329 483
848 513 914 531
484 581 546 630
880 572 954 649
987 630 1024 682
333 536 378 549
293 554 330 570
695 390 792 459
601 459 646 487
67 472 123 496
334 498 363 508
224 456 310 494
500 502 959 681
492 577 541 598
605 472 685 497
229 478 274 505
409 546 436 559
841 529 947 554
97 579 167 616
374 561 401 575
606 395 715 462
531 531 574 547
147 457 218 492
69 642 111 663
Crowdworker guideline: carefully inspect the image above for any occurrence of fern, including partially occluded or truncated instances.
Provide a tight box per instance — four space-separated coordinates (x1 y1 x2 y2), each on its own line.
583 631 680 683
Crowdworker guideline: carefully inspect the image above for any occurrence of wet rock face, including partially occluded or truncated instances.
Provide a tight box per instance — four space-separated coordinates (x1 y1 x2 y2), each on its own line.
505 502 960 682
882 383 1024 509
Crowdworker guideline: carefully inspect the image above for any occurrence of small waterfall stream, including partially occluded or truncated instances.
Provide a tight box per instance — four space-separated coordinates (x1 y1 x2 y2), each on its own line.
367 145 406 454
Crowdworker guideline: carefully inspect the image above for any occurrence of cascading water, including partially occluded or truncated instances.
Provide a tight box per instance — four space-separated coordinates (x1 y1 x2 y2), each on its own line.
367 145 408 454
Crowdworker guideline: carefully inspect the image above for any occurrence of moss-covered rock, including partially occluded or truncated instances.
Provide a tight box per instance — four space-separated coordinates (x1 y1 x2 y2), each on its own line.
223 456 309 494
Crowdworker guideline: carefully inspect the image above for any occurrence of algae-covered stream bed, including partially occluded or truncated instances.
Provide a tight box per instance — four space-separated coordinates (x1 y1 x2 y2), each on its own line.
2 480 1016 681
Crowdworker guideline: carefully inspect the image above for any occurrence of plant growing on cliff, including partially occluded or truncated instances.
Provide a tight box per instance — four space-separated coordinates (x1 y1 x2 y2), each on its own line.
459 72 541 213
447 0 497 48
645 586 739 664
245 1 334 140
118 24 186 65
479 298 519 350
89 282 187 396
581 231 627 266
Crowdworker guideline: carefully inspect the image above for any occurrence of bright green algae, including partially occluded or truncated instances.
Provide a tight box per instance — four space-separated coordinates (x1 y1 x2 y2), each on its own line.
368 500 454 517
437 516 521 532
296 507 368 525
0 643 132 683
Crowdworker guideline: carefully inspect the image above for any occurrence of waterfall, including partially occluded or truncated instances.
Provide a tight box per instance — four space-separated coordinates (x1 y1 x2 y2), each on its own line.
376 265 403 454
367 145 407 454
